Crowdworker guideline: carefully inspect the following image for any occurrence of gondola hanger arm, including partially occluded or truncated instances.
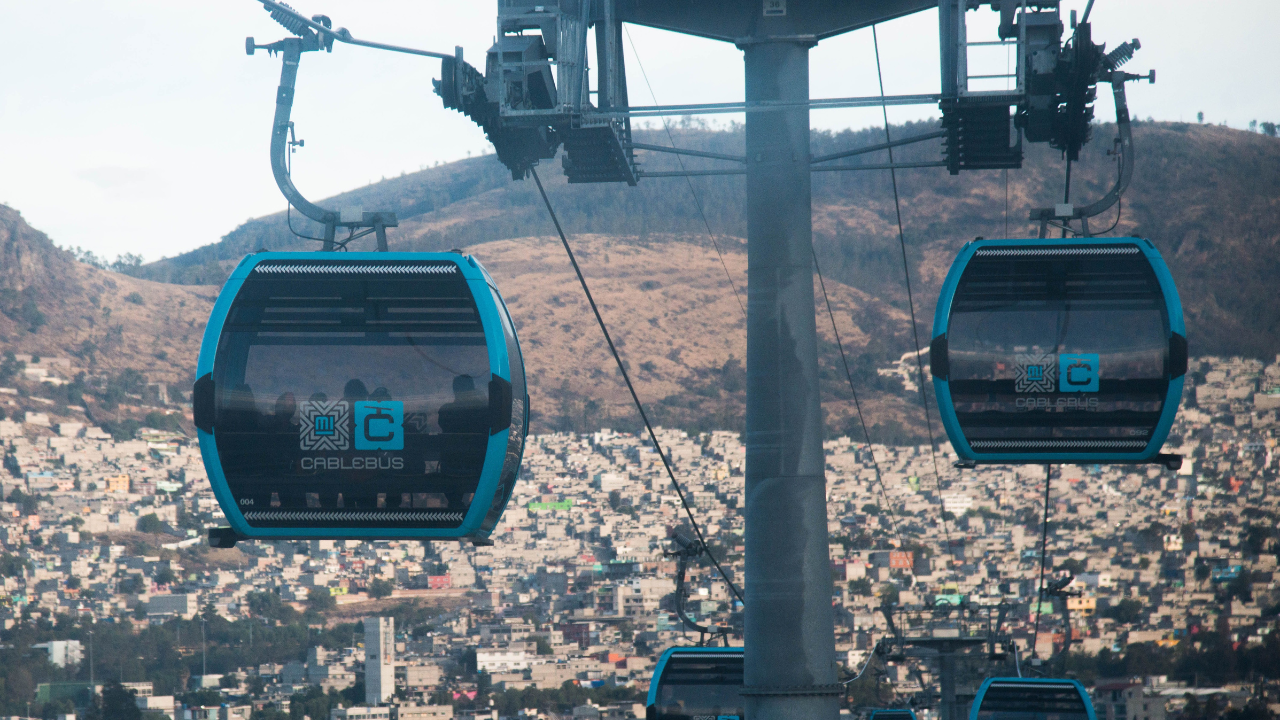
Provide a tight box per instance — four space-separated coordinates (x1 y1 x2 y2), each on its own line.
1031 40 1155 237
254 0 453 60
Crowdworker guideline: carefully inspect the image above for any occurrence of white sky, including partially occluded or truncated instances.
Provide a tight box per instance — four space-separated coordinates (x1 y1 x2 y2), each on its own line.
0 0 1276 262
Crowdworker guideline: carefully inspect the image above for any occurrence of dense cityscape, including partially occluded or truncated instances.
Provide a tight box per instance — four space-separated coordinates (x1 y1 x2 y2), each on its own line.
1 352 1278 720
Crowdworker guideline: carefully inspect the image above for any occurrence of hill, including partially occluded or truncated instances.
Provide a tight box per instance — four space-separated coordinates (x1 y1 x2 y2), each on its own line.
4 120 1278 439
135 121 1280 362
0 205 213 386
0 202 921 439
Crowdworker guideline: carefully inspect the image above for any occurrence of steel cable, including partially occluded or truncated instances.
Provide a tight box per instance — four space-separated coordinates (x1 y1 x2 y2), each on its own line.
529 166 745 607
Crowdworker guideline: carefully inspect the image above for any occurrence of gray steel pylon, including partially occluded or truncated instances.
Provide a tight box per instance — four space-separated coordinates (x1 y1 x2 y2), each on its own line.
741 35 841 720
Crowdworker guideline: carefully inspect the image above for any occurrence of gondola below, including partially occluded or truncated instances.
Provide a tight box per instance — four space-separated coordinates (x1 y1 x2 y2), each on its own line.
646 647 743 720
930 238 1186 466
970 678 1098 720
193 252 528 546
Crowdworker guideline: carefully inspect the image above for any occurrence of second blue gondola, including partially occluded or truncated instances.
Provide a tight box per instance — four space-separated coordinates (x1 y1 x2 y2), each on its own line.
193 252 527 545
646 647 744 720
970 678 1098 720
930 238 1186 465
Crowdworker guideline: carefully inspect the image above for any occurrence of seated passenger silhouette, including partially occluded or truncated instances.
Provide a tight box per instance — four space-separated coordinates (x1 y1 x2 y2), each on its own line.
437 375 489 478
369 386 392 402
343 379 369 404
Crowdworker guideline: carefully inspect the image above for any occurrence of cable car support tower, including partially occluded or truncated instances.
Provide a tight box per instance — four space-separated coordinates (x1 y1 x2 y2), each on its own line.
238 3 1157 720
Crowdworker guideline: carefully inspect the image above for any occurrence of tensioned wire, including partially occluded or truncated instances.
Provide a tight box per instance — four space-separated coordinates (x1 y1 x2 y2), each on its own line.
528 165 745 607
812 249 907 551
871 23 955 553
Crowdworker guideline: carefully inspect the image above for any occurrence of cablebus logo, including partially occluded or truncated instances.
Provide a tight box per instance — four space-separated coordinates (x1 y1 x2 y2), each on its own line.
1014 352 1056 393
1058 353 1099 392
354 401 404 450
299 400 351 451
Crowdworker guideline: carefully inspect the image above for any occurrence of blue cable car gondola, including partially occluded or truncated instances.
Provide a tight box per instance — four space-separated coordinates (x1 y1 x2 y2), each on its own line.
646 647 743 720
970 678 1098 720
193 252 527 546
930 238 1186 466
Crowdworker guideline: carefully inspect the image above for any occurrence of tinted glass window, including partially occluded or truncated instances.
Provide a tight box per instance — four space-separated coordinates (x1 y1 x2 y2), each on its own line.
211 263 493 529
975 682 1092 720
655 654 744 720
946 245 1170 453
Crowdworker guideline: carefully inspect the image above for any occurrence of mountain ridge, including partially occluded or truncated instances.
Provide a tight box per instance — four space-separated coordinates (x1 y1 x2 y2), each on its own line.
2 120 1277 439
133 121 1280 361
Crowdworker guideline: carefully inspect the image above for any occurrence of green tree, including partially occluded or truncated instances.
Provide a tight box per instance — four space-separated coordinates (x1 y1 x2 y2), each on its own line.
368 579 395 599
137 514 165 534
307 588 336 612
88 681 142 720
0 351 24 382
1056 558 1086 575
1103 598 1143 624
0 553 30 577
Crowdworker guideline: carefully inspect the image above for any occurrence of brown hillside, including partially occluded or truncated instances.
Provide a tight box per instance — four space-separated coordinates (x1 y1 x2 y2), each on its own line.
474 234 922 437
0 205 214 386
0 204 929 439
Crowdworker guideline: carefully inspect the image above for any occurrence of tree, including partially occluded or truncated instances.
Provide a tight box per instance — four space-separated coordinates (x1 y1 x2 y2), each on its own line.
608 490 621 511
0 352 24 382
368 579 395 599
1056 558 1086 575
307 587 336 612
137 513 165 534
154 566 176 586
1102 598 1143 624
0 553 30 577
848 578 873 596
1263 121 1278 137
1197 111 1205 123
88 681 141 720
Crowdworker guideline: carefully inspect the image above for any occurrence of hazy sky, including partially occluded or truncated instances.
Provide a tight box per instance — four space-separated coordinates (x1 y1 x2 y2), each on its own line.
0 1 1276 262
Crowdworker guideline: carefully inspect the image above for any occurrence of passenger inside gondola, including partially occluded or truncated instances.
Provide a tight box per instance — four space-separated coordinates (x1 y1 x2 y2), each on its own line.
438 374 490 479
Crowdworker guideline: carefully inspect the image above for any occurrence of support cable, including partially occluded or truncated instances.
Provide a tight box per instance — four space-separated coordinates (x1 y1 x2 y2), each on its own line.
624 27 745 318
1031 463 1053 658
813 250 905 551
1062 158 1073 238
529 166 745 607
872 25 953 546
